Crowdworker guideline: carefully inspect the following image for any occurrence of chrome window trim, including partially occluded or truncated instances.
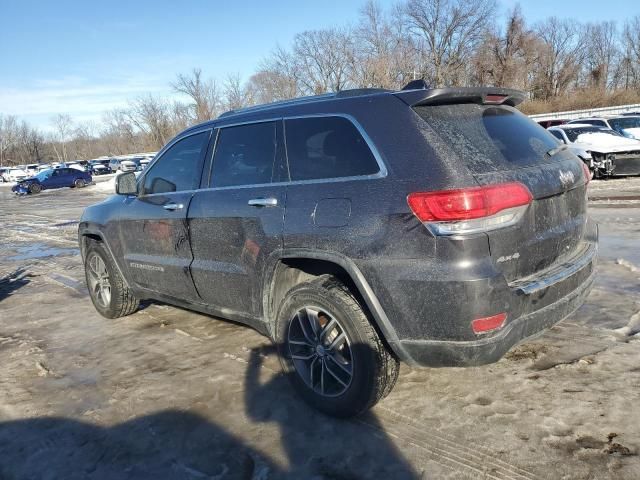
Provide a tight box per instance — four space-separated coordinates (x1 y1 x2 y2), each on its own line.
137 127 213 196
140 113 388 196
207 113 387 189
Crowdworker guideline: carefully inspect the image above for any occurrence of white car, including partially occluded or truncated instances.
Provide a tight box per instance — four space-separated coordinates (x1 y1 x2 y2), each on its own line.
567 116 640 140
549 124 640 177
25 164 40 176
119 160 137 173
3 168 28 183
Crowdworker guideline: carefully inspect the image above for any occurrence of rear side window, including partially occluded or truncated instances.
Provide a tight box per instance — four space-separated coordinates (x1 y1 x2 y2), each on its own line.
210 122 276 188
414 104 566 172
284 116 379 181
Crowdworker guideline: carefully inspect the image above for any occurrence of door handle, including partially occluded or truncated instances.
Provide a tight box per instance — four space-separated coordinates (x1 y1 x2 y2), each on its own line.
163 202 184 211
248 197 278 207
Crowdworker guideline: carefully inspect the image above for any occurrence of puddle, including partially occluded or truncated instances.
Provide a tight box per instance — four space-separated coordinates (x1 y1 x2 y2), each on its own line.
7 243 79 261
598 234 640 265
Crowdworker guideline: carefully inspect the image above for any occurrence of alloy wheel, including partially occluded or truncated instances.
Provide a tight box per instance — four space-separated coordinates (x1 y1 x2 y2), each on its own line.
86 253 111 308
287 306 354 397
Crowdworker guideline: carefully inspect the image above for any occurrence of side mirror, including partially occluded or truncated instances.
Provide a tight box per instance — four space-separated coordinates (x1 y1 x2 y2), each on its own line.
115 171 138 195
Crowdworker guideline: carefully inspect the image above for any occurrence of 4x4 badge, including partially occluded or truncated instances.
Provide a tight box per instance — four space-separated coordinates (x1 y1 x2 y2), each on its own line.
559 170 575 188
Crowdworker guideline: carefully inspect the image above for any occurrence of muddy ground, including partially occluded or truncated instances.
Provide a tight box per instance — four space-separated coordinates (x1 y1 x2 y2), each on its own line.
0 176 639 480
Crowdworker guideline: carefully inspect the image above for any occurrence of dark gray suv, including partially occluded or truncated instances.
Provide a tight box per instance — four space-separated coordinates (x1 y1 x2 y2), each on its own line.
79 85 597 417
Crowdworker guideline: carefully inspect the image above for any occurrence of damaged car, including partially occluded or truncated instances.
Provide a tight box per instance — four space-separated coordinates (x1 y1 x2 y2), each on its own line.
548 124 640 177
13 167 92 194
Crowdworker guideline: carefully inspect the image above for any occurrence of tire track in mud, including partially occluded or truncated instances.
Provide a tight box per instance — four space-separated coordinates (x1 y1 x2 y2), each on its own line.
365 408 539 480
135 318 539 479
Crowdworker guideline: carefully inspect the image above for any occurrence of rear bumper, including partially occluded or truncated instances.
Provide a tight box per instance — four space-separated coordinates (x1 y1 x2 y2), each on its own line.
358 219 598 367
400 268 595 366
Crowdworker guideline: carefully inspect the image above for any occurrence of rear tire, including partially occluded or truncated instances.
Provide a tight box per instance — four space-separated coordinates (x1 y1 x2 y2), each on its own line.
84 241 139 319
274 275 399 417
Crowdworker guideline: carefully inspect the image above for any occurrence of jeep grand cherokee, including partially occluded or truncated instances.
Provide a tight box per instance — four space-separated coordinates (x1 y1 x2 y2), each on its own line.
79 84 597 417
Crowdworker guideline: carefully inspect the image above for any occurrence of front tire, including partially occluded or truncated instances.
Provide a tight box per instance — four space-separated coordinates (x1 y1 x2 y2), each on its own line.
29 183 42 194
84 242 139 319
74 178 86 188
275 275 399 417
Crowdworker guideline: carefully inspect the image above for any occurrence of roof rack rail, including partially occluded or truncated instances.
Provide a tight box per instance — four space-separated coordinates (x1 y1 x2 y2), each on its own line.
218 88 392 119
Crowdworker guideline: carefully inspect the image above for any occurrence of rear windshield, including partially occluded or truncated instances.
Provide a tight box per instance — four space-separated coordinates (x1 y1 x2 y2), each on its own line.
414 104 568 172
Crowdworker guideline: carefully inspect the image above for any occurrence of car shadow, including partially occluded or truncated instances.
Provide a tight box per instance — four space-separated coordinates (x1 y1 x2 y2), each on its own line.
0 267 33 303
0 342 419 479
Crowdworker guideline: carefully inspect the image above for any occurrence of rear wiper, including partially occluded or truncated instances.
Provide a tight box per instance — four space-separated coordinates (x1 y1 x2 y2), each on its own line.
546 144 568 157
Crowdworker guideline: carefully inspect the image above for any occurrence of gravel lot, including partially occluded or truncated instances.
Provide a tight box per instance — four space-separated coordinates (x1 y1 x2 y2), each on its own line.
1 177 639 480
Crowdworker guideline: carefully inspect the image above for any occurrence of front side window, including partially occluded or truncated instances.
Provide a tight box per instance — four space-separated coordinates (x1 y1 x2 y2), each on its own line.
210 122 277 188
143 131 209 194
284 116 380 181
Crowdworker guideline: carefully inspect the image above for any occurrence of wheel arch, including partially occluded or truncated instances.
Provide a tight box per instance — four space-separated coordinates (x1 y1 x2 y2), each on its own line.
263 250 413 365
79 228 131 289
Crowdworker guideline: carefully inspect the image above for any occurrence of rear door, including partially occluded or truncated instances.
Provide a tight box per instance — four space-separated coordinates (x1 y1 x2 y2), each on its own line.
188 120 286 319
414 104 588 282
116 130 211 301
49 169 68 188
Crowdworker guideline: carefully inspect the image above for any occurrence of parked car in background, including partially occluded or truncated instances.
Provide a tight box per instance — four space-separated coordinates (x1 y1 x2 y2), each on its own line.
567 116 640 140
90 164 112 175
12 167 92 194
4 168 28 183
138 158 151 170
80 85 597 417
119 160 137 173
0 167 7 182
67 162 87 171
25 164 39 176
549 124 640 177
537 119 568 129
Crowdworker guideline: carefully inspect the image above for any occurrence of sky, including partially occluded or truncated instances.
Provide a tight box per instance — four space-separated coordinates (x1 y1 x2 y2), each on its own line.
0 0 636 131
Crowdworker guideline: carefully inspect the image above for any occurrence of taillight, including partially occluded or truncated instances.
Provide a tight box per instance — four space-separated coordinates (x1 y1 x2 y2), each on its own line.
471 313 507 334
407 182 532 235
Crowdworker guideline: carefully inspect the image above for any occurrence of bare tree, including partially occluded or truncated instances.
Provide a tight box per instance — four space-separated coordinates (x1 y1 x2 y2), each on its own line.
473 6 538 90
292 28 355 94
403 0 496 87
125 95 175 150
533 17 583 99
224 73 252 111
52 114 73 161
172 68 221 122
352 1 418 88
584 21 619 89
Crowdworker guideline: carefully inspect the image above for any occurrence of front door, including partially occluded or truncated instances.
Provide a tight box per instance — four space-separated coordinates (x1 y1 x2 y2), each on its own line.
117 130 211 301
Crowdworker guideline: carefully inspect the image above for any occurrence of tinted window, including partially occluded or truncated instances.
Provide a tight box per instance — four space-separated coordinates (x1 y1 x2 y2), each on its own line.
285 116 379 181
414 104 566 171
210 122 276 188
549 130 565 142
143 131 209 194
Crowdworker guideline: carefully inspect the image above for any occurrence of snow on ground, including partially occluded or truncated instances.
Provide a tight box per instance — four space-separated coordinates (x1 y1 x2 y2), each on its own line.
0 176 639 479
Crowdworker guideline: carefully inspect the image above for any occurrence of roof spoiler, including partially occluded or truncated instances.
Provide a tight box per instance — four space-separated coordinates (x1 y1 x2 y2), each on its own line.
394 86 527 108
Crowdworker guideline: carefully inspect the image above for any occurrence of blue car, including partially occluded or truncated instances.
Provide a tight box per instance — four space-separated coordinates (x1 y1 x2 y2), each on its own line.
12 167 92 194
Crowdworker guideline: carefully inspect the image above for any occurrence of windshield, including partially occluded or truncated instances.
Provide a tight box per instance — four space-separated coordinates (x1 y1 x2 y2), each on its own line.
608 117 640 130
563 127 621 142
35 169 53 181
